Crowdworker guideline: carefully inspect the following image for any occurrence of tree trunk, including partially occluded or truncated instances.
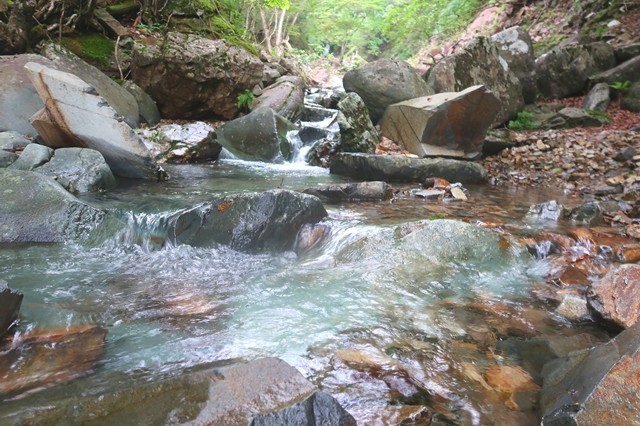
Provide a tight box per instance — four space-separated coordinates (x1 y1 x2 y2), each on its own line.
274 8 286 58
259 8 272 53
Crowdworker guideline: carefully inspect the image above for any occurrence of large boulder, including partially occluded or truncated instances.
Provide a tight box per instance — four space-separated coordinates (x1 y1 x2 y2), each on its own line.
621 81 640 113
541 323 640 425
0 280 22 338
169 189 328 252
39 43 140 128
588 264 640 329
490 26 537 104
251 76 305 122
336 92 380 153
0 358 355 425
426 37 524 127
0 169 106 243
35 148 116 193
535 42 616 99
343 59 434 123
0 54 56 136
330 153 487 184
590 55 640 86
380 85 499 159
582 82 610 112
131 32 263 120
25 62 164 180
216 107 296 163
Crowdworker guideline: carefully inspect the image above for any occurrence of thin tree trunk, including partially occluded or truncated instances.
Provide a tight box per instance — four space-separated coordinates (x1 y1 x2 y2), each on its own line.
259 8 272 53
275 8 286 57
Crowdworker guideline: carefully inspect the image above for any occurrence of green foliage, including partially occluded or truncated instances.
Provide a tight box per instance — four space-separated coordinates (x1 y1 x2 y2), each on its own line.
237 89 255 111
610 80 632 92
428 213 447 220
137 22 167 33
507 111 541 131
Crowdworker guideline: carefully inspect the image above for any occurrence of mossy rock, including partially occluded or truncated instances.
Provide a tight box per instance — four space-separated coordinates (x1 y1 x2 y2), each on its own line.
61 34 115 67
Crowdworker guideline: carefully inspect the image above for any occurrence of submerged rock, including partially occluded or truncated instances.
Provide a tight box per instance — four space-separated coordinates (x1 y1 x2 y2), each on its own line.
330 153 486 184
170 189 327 252
343 59 433 123
303 181 393 203
380 85 499 159
0 324 107 400
541 322 640 425
0 169 106 243
24 62 163 180
0 280 22 338
216 107 296 163
0 357 354 425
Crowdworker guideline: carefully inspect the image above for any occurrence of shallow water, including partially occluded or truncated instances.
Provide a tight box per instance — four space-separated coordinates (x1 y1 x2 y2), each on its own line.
0 161 605 424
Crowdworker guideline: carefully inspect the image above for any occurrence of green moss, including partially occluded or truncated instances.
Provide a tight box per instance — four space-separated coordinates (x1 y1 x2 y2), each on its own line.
586 109 611 123
105 0 139 18
61 34 115 66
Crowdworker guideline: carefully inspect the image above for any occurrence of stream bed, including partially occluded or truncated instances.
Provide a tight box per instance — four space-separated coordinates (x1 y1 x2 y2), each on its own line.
0 161 612 425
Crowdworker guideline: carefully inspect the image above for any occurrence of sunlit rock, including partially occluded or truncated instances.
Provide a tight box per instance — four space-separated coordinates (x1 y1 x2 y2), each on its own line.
491 26 537 104
24 62 164 180
588 264 640 329
380 85 499 159
336 92 380 153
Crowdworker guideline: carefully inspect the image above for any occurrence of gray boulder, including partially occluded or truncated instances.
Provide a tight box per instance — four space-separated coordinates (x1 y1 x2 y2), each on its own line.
380 85 499 159
0 357 354 425
0 151 17 168
141 121 222 163
0 169 106 243
535 42 616 99
426 37 524 127
303 181 393 203
583 82 610 112
614 42 640 63
343 59 434 123
216 107 296 163
0 280 22 338
131 32 263 120
541 323 640 425
590 56 640 86
558 107 609 127
251 76 305 122
336 92 380 153
330 153 487 184
122 80 161 125
621 81 640 113
35 148 116 193
588 264 640 329
25 62 164 180
0 131 31 151
39 43 140 128
8 143 53 171
490 26 537 103
170 189 327 252
0 54 56 136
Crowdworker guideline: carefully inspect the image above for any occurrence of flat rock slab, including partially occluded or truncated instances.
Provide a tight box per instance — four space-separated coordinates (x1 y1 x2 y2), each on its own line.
303 181 393 203
588 264 640 329
380 85 499 159
24 62 163 180
330 153 487 184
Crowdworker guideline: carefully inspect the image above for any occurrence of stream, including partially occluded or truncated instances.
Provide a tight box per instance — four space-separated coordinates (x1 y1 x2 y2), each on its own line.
0 158 613 424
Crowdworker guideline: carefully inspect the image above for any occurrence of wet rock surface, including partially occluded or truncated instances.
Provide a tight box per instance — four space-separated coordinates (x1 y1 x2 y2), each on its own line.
303 181 393 203
35 147 116 193
170 189 328 252
0 280 22 338
588 264 640 329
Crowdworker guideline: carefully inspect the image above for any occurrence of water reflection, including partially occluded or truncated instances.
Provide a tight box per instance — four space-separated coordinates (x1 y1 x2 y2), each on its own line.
0 163 607 423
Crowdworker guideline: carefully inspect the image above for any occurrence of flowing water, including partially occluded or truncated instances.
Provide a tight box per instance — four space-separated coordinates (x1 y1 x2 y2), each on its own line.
0 160 609 424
